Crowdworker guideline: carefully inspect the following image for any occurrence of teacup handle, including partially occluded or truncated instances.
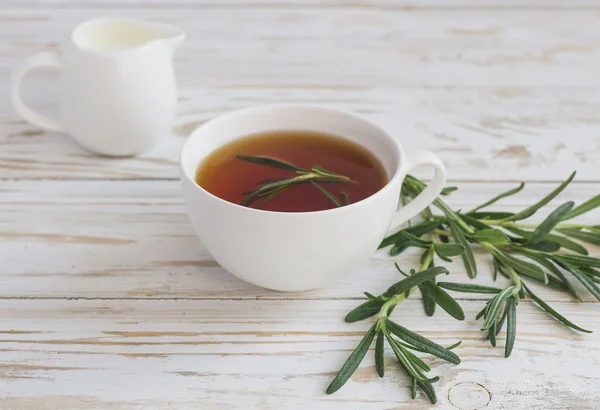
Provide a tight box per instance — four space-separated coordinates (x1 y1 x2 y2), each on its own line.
11 51 64 132
388 150 446 232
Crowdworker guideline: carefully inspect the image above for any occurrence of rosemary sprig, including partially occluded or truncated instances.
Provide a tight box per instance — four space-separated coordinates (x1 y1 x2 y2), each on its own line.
379 171 598 355
327 258 464 403
236 155 357 208
329 171 598 403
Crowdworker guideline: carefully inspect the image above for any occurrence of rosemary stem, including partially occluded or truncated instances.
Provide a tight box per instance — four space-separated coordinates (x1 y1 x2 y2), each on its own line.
378 247 435 321
377 285 419 321
433 229 452 237
512 246 540 255
505 265 522 294
485 221 588 230
379 292 410 321
420 247 435 270
454 214 475 234
432 198 476 235
482 242 522 294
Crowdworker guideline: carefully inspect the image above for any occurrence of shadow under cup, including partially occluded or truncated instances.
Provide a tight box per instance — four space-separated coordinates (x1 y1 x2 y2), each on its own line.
180 105 403 292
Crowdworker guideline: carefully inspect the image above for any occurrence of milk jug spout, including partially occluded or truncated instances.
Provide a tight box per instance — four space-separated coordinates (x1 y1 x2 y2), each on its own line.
71 17 185 53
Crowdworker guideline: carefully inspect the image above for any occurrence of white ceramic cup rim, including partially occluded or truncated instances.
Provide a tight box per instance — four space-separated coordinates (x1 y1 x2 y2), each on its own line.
180 103 406 216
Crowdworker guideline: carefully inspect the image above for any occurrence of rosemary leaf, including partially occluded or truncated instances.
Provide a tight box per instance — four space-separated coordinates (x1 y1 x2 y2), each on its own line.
542 234 588 255
433 243 465 259
326 323 377 394
341 192 351 205
415 260 435 317
390 242 410 256
398 339 461 354
554 260 600 301
505 297 517 357
469 182 525 213
375 331 385 377
495 304 509 337
401 231 433 248
476 304 488 320
468 211 516 220
236 154 307 172
525 241 561 253
492 249 546 283
557 228 600 246
364 292 378 300
523 284 592 333
448 219 477 278
253 186 289 208
519 252 582 301
504 172 575 221
441 186 458 195
402 345 432 372
489 322 497 347
420 282 437 317
386 334 436 382
416 380 438 404
554 254 600 269
385 319 460 364
385 267 449 297
460 214 493 231
529 201 575 245
255 177 290 186
394 262 410 277
345 299 385 323
471 229 510 245
562 194 600 220
420 282 466 320
310 181 341 207
582 267 600 278
507 226 588 255
312 166 356 184
481 287 515 331
438 282 503 294
380 221 441 249
493 257 500 281
242 176 310 206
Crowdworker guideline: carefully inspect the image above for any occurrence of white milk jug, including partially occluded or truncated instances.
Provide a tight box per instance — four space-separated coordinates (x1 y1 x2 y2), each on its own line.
10 17 185 156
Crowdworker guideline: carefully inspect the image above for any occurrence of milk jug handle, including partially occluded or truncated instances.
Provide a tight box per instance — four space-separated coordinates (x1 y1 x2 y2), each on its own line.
11 51 64 132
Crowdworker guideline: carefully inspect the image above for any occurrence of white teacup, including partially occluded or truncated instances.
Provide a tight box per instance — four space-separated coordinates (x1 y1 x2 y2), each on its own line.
180 104 446 292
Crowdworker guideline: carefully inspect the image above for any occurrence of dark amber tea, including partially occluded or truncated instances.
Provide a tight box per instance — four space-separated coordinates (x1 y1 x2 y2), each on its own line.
196 130 388 212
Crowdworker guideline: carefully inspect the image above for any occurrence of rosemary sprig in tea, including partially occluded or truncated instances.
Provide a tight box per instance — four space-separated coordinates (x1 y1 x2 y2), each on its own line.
236 155 357 208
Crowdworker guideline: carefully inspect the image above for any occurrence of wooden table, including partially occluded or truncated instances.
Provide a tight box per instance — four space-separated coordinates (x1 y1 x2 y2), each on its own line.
1 1 599 409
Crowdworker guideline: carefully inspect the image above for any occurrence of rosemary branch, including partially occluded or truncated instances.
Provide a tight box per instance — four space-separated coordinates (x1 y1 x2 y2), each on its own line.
327 171 599 403
236 155 357 208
